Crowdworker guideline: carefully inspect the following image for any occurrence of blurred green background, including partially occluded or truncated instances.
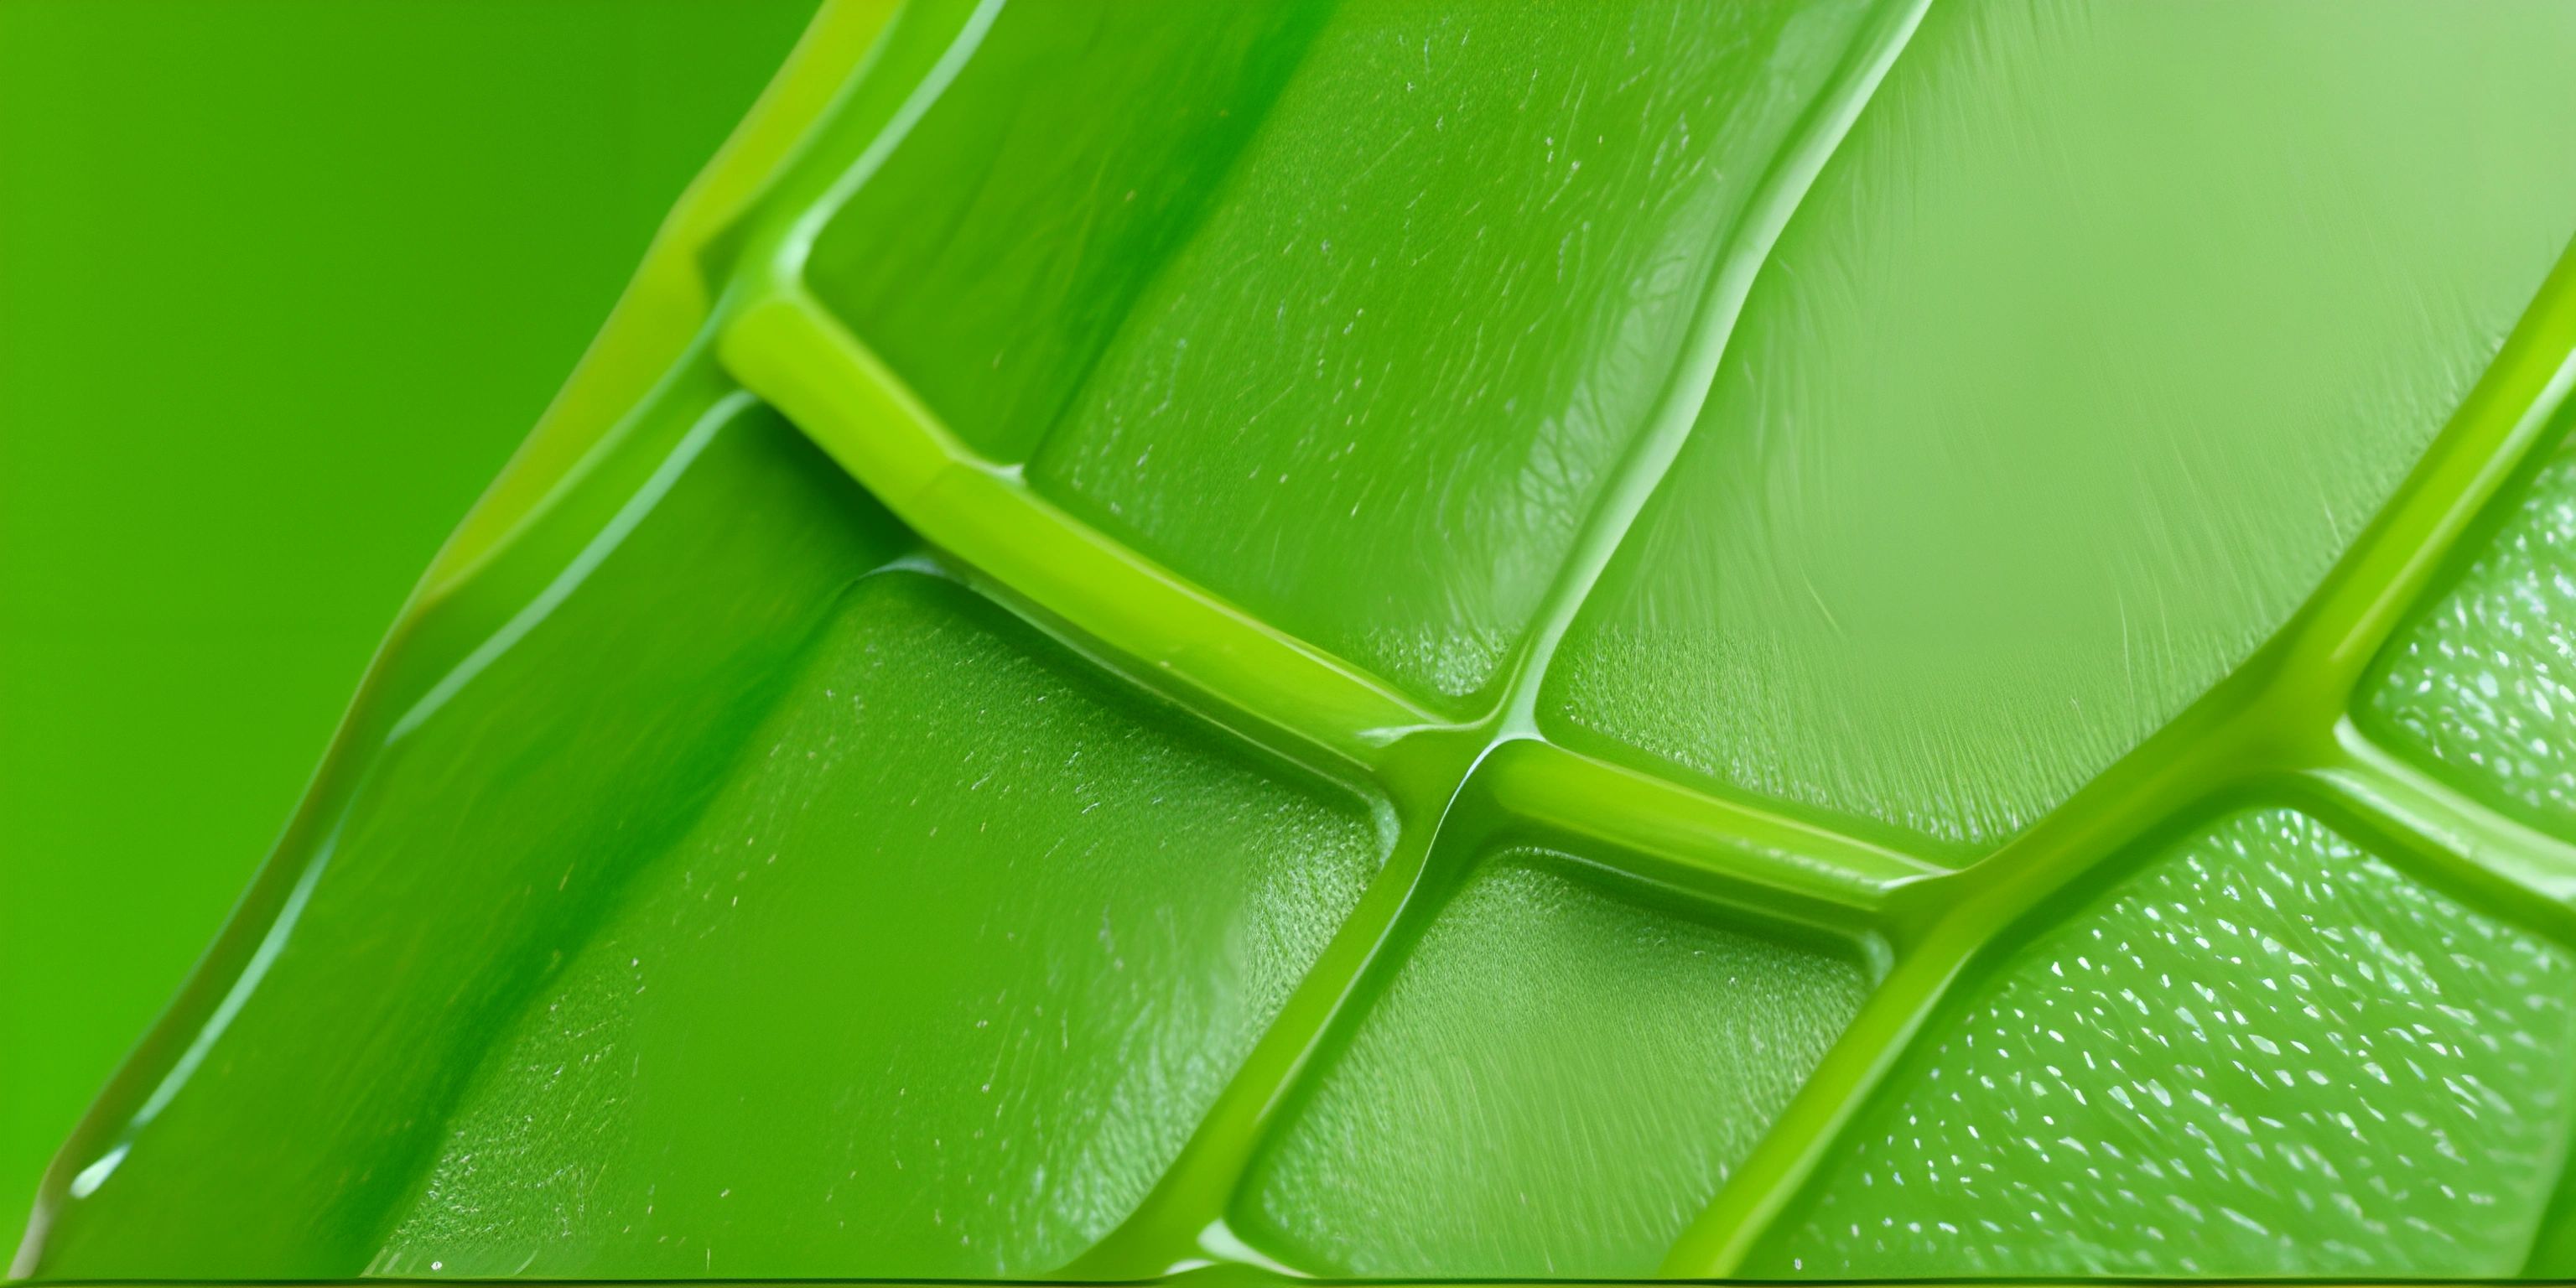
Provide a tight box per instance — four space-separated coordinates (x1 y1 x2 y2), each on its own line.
0 0 817 1239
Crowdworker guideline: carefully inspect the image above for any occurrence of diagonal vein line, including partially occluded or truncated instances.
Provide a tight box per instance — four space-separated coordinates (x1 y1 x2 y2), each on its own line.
2319 718 2576 910
1492 0 1935 737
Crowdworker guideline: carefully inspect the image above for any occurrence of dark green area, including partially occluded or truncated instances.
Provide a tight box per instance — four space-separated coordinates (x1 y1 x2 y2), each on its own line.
0 0 817 1244
807 0 1326 464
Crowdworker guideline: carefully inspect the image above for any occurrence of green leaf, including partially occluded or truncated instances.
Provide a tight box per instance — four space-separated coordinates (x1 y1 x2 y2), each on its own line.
26 0 2576 1280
